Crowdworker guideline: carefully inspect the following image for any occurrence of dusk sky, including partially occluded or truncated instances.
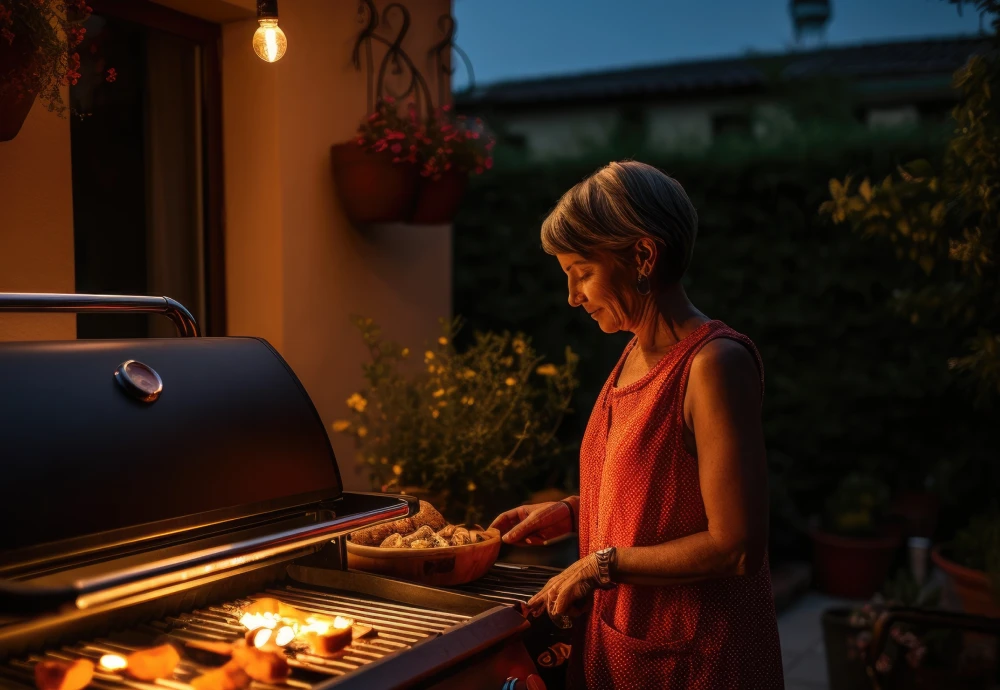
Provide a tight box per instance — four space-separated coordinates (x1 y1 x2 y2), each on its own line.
451 0 984 88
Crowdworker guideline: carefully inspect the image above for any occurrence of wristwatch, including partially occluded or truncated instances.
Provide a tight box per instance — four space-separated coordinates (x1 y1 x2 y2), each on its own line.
594 546 617 589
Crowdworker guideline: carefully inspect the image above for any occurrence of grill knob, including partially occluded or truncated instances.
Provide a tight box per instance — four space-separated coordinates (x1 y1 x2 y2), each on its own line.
115 360 164 403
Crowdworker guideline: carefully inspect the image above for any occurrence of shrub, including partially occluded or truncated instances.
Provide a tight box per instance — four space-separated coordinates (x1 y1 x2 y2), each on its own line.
332 316 578 524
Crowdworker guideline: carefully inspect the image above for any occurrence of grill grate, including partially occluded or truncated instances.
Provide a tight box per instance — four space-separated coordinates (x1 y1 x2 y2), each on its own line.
0 582 472 689
456 563 556 608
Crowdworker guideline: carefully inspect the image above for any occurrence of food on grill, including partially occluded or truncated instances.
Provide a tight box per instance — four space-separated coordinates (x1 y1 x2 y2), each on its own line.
190 660 251 690
33 659 93 690
123 644 181 681
231 641 289 683
380 532 404 548
244 596 304 620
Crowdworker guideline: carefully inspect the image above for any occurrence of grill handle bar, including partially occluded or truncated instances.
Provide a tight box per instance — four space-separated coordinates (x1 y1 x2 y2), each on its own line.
0 493 414 613
0 293 200 337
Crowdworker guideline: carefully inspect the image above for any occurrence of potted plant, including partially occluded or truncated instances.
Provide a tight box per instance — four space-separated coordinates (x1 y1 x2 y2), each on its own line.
0 0 114 141
932 508 1000 618
331 316 578 525
811 473 902 598
409 104 495 225
823 571 939 690
331 99 495 226
330 97 422 224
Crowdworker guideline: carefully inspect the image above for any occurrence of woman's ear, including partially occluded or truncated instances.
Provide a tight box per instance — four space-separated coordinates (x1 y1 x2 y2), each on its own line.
634 238 657 276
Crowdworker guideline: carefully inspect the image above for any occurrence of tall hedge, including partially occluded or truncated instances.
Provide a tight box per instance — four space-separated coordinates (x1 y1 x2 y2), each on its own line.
453 126 1000 557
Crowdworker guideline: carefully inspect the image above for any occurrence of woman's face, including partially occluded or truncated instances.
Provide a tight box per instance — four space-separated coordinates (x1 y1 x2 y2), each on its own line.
557 252 633 333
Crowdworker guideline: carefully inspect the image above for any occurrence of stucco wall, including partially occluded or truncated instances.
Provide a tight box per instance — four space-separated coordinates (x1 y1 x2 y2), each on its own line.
222 0 453 491
0 0 453 493
0 88 76 340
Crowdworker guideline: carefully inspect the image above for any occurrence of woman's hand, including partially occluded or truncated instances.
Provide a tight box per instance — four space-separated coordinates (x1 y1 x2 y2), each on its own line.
489 499 575 546
526 553 601 619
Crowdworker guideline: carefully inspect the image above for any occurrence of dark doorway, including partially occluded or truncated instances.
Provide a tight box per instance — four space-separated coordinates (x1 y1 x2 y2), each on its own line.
70 1 224 338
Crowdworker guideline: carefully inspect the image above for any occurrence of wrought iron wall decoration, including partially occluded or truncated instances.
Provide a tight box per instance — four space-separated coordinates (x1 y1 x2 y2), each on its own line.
352 0 474 118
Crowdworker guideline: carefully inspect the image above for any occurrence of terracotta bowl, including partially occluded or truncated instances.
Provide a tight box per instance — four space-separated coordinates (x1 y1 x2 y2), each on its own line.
346 536 501 587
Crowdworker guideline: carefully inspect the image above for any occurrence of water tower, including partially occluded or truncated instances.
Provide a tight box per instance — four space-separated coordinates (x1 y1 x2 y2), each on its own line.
790 0 832 45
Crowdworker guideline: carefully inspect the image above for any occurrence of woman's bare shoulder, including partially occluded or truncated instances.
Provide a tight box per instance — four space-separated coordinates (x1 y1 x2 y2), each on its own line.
688 338 760 397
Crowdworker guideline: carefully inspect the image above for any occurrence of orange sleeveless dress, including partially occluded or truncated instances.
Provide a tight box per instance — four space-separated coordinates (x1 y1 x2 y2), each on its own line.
570 320 784 689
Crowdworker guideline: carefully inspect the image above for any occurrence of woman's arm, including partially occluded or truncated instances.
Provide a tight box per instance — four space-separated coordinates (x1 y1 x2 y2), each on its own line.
490 495 580 545
612 339 768 586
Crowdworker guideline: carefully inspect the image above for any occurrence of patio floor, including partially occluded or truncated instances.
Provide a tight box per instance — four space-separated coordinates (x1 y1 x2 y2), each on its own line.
779 591 857 690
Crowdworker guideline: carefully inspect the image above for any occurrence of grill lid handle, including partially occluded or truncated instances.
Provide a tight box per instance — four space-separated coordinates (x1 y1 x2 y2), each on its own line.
0 293 200 337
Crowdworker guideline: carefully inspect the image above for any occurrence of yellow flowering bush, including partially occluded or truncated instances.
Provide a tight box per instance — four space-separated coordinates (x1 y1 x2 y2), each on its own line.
333 316 579 523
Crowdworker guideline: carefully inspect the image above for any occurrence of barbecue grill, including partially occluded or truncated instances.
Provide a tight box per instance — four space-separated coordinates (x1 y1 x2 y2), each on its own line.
0 293 550 690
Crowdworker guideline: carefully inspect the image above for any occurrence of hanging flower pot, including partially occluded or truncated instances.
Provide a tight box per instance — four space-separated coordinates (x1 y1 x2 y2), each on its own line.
330 142 420 225
0 28 39 142
410 170 468 225
0 2 116 143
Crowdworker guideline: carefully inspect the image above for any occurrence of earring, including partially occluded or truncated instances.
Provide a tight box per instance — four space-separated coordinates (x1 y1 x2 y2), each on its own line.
636 273 651 295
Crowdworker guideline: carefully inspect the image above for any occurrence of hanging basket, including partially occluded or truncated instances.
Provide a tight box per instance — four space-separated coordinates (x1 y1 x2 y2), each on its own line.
331 142 420 225
410 170 468 225
0 30 40 143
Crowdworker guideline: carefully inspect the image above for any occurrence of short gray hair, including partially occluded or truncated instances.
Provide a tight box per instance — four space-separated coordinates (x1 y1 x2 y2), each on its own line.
540 161 699 283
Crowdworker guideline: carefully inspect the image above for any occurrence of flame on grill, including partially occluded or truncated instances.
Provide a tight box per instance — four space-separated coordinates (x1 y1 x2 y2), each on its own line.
239 602 354 649
98 654 128 672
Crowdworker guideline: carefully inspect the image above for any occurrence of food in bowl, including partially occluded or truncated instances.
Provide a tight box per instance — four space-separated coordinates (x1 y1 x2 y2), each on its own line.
349 500 500 549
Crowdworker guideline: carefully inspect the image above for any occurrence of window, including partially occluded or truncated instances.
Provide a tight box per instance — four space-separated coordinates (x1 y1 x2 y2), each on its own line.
71 0 224 338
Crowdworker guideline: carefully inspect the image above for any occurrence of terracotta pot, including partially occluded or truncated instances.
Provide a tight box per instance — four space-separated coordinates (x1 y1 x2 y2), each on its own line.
0 28 39 142
811 528 901 599
330 142 420 224
932 545 1000 618
410 170 468 225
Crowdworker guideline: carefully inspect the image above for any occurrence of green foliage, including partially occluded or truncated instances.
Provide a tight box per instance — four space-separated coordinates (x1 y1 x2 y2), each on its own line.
0 1 112 117
953 507 1000 601
821 22 1000 405
454 122 1000 554
823 473 891 537
332 316 579 524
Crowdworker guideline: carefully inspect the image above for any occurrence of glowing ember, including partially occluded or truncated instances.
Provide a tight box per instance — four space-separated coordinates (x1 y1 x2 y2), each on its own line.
249 628 272 648
239 600 357 647
239 611 279 631
98 654 128 672
274 626 296 647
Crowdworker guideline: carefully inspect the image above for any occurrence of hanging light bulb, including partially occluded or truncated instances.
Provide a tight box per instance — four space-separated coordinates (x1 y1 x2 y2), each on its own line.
253 0 287 63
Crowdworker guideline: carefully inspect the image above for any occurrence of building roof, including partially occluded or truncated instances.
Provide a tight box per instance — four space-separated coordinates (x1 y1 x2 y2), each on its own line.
455 36 989 107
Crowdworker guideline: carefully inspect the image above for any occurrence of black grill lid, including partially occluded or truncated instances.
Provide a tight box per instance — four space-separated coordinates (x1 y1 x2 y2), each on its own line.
0 336 343 558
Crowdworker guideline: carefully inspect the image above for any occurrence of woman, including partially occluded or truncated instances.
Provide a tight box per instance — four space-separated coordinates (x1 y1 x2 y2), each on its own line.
490 161 784 689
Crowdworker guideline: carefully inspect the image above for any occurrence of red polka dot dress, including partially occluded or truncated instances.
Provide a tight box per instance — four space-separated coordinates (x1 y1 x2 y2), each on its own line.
569 320 784 689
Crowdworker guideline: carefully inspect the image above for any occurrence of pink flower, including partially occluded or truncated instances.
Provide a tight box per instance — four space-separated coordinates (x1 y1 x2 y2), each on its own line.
105 67 117 83
390 143 402 154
